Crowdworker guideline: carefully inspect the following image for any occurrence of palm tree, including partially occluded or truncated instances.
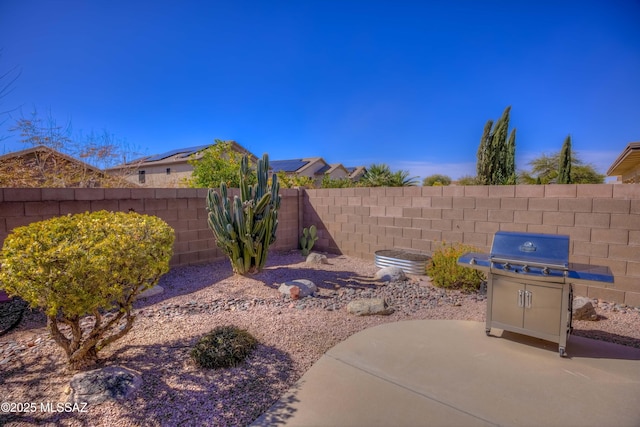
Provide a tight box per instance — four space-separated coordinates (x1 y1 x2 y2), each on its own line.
359 163 418 187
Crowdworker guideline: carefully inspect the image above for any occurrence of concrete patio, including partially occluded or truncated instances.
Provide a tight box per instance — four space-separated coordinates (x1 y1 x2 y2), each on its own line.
252 320 640 427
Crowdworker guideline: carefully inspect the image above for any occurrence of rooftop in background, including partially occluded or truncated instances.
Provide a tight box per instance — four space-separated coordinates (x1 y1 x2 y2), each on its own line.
607 142 640 183
117 141 256 167
270 159 310 173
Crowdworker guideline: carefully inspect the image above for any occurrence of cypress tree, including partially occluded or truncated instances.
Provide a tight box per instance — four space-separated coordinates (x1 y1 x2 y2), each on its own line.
558 135 572 184
476 106 516 185
476 120 493 185
505 128 517 184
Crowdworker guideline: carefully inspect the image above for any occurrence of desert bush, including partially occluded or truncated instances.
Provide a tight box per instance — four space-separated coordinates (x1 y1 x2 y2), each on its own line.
191 325 257 369
0 210 174 370
427 242 485 292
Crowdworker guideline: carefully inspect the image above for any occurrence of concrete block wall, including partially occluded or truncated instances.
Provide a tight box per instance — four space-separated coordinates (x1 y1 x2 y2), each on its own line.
304 185 640 306
0 188 301 268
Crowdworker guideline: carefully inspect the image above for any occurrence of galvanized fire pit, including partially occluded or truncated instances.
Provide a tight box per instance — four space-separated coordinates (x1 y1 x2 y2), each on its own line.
374 250 430 275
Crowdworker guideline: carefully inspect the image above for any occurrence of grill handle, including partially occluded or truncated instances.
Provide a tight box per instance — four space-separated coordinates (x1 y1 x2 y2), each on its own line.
526 290 532 308
518 290 524 307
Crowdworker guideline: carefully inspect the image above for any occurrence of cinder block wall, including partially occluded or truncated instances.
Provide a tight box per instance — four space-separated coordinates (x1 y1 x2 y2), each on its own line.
0 188 301 267
304 185 640 306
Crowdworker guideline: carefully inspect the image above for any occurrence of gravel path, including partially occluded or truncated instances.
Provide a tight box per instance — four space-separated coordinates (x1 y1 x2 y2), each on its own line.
1 251 639 426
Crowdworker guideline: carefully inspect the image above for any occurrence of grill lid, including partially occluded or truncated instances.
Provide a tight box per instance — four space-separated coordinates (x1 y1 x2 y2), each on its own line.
490 231 569 268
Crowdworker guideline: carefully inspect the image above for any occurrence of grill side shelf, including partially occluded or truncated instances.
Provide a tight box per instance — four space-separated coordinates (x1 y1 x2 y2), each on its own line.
567 263 614 285
457 252 490 273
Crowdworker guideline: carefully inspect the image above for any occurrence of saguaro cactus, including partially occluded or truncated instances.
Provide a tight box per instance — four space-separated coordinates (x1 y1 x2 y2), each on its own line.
206 153 281 275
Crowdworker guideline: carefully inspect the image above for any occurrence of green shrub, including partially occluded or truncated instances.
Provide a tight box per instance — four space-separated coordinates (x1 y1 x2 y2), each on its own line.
427 242 485 292
0 210 174 370
191 325 257 369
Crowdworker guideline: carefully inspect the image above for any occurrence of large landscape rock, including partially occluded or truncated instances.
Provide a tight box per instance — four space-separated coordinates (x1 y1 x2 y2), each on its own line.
278 279 318 299
573 296 598 321
374 266 406 282
306 252 329 265
67 366 143 404
347 298 394 316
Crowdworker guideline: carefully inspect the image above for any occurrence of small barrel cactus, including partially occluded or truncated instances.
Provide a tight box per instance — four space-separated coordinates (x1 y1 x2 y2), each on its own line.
206 153 281 275
300 225 318 256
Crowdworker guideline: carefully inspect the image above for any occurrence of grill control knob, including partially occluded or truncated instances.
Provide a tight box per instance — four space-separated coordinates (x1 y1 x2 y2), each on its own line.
469 258 476 265
522 265 530 273
503 262 511 270
542 267 550 276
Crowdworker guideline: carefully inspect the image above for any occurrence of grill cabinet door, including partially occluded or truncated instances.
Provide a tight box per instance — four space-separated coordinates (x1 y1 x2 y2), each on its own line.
491 278 525 328
523 283 562 336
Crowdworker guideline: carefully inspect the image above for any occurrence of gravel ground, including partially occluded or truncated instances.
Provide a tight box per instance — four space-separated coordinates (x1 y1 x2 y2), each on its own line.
1 251 639 426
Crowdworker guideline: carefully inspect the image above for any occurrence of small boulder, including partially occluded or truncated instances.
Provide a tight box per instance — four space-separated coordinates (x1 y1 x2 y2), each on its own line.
374 266 406 282
278 279 318 298
347 298 394 316
573 296 598 321
67 366 143 404
306 252 329 265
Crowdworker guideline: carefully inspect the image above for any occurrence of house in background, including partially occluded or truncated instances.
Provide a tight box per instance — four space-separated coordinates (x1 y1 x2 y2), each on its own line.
106 140 255 187
346 165 367 182
607 142 640 183
271 157 365 186
0 146 135 188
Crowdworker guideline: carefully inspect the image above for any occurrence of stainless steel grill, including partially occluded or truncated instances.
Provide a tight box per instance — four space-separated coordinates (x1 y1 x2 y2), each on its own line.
458 231 614 357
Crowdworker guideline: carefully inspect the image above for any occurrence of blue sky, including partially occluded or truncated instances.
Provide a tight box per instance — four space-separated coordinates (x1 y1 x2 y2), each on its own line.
1 0 639 182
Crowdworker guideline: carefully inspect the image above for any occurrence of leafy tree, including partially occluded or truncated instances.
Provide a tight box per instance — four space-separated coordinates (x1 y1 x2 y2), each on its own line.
189 140 255 188
456 175 480 185
423 174 452 186
277 171 316 188
476 106 517 185
557 135 572 184
321 174 354 188
0 211 174 370
571 164 606 184
358 163 418 187
519 150 604 184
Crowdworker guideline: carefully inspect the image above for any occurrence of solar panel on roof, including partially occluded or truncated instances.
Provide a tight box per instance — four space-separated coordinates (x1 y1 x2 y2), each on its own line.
315 164 330 174
143 144 213 162
270 159 308 172
177 144 217 158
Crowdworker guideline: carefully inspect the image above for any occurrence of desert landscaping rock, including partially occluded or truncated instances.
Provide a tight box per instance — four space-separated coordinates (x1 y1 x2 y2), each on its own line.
347 298 395 316
67 366 143 404
0 251 638 427
137 285 164 299
278 279 318 298
306 252 329 264
374 266 406 282
573 296 598 320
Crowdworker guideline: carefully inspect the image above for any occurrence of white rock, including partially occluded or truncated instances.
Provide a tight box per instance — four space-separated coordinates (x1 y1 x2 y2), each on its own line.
306 252 329 265
347 298 394 316
374 266 406 282
278 279 318 298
